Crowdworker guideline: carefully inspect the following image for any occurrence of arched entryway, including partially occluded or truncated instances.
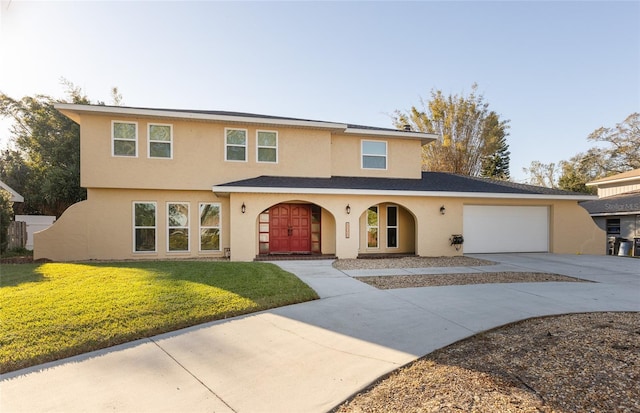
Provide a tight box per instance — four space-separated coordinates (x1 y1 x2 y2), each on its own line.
257 202 335 256
358 202 416 255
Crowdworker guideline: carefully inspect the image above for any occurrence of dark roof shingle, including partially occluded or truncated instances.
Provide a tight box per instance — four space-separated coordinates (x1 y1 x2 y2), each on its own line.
217 172 589 197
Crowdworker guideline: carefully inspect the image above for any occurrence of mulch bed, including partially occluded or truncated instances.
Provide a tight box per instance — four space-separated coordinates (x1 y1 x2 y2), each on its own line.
355 272 589 289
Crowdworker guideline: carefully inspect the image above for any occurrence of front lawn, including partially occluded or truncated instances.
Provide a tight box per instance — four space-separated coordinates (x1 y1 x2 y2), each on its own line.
0 261 318 373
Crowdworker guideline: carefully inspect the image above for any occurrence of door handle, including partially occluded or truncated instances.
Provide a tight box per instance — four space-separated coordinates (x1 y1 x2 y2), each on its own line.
288 226 293 236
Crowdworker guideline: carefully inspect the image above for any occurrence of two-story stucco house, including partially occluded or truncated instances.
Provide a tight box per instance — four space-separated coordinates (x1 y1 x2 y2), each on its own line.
34 104 603 262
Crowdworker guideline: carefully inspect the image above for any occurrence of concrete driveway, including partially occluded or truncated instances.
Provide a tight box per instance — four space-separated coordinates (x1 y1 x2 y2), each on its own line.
1 254 638 413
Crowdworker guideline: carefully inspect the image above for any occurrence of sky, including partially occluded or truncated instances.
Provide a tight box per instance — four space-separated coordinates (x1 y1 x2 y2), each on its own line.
1 1 638 183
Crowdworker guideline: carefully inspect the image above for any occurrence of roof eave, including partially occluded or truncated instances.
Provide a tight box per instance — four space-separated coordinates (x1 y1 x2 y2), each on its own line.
212 185 597 201
53 103 348 130
343 127 437 144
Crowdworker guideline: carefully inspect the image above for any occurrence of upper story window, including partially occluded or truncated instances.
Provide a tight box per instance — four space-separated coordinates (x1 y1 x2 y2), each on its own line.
113 121 138 157
149 124 172 159
362 140 387 169
225 128 248 162
257 130 278 163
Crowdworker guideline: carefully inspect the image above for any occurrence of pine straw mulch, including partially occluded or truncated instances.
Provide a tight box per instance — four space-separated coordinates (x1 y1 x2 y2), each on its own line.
334 312 640 413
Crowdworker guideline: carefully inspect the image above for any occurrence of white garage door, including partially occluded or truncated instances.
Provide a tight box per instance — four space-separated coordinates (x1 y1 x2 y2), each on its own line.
463 206 549 253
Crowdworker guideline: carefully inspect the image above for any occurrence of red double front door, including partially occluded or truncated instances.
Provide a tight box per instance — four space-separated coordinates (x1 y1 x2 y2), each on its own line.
269 204 311 253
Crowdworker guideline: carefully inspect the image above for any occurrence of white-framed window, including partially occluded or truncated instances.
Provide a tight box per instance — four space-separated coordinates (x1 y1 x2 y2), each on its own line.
199 203 221 251
149 123 173 159
133 202 156 252
167 202 189 252
387 205 398 248
362 140 387 170
113 121 138 157
257 130 278 163
367 205 379 248
225 128 248 162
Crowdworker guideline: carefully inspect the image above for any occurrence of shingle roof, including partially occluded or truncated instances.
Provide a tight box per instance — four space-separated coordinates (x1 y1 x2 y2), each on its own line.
587 168 640 186
215 172 592 198
580 191 640 215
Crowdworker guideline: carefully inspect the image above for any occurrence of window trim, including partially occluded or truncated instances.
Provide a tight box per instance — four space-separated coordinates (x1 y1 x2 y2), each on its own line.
167 202 190 253
366 205 379 249
112 120 138 158
386 205 398 249
256 130 278 163
199 202 222 252
225 128 248 162
361 140 387 170
148 123 173 159
132 201 157 253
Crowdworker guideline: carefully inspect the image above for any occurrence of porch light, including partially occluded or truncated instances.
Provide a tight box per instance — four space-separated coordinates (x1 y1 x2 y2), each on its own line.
440 205 446 215
241 202 246 214
346 204 351 214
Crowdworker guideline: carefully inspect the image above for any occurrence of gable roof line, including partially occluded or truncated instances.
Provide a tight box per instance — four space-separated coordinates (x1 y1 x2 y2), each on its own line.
0 180 24 202
586 168 640 186
54 103 438 143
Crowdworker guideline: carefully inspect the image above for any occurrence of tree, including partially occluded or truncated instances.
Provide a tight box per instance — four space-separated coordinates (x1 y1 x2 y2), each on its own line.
480 112 511 180
0 81 90 216
522 161 561 188
585 112 640 173
525 113 640 191
0 189 13 253
393 84 510 177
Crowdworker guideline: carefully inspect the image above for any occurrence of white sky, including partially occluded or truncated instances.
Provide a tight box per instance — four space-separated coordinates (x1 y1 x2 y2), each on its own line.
1 1 638 182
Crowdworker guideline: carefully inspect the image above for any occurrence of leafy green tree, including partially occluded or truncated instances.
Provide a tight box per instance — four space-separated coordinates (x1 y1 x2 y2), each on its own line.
0 82 90 216
393 84 510 177
0 189 13 253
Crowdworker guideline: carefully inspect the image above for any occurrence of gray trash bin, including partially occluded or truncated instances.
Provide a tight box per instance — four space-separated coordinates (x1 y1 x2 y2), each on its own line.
618 241 632 256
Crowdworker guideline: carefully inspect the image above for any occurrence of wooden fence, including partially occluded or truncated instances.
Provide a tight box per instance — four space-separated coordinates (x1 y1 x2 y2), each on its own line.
8 221 27 250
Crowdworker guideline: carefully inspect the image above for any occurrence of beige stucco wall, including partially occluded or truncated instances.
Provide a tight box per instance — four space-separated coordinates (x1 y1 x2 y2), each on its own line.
330 134 423 179
226 193 604 261
76 114 423 191
35 188 229 261
79 114 334 189
35 189 604 262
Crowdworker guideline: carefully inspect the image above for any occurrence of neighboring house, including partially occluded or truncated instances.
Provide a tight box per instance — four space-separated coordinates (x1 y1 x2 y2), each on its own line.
35 104 603 262
581 169 640 256
0 180 24 203
0 180 56 250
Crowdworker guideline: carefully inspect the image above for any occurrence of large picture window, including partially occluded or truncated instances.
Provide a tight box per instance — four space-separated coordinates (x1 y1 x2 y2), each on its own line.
113 121 138 157
367 205 379 248
225 128 247 161
168 203 189 252
257 130 278 163
149 124 172 158
200 203 221 251
362 140 387 169
133 202 156 252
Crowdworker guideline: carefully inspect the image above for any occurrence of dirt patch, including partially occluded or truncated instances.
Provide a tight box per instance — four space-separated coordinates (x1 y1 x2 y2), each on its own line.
355 272 588 289
334 312 640 413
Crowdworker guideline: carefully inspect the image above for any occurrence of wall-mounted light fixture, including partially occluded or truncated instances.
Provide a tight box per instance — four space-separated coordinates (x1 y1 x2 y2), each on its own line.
439 205 446 215
346 204 351 214
241 202 246 214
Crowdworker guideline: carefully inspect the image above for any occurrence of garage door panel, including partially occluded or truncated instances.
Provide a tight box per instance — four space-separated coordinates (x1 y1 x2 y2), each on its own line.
463 206 549 253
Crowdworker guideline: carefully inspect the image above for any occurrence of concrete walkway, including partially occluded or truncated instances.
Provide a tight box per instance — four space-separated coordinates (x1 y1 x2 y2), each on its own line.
1 254 638 413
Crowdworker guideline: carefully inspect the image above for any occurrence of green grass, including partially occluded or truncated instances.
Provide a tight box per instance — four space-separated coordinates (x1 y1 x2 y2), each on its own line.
0 261 319 373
